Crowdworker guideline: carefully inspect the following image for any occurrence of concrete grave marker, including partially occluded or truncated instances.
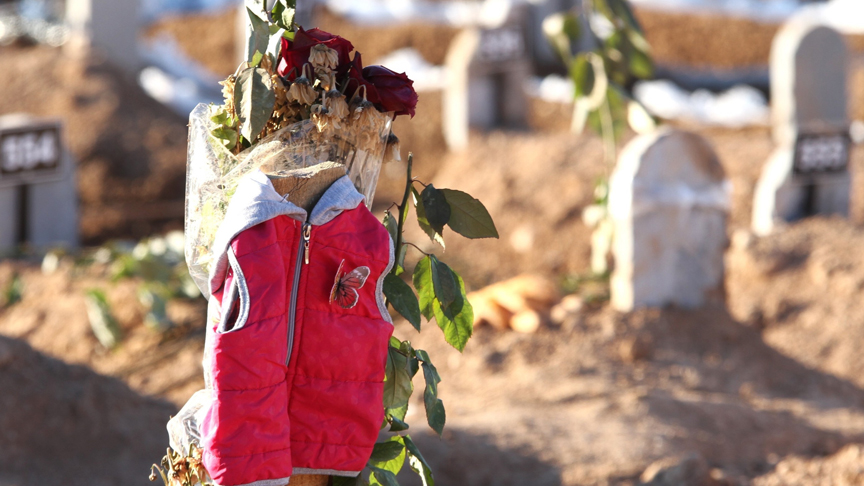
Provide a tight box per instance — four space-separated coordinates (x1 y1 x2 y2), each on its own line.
753 20 850 235
66 0 140 73
608 129 729 311
443 3 531 150
0 115 78 253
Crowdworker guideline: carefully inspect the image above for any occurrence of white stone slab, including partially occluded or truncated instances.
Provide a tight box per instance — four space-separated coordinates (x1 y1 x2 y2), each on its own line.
443 4 531 151
771 19 848 145
609 128 729 311
66 0 141 73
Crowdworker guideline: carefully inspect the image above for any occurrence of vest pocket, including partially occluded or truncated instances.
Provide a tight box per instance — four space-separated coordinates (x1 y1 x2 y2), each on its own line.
218 247 250 334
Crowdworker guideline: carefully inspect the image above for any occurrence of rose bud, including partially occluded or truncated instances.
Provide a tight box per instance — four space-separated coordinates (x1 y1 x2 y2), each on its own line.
278 27 354 80
361 65 418 118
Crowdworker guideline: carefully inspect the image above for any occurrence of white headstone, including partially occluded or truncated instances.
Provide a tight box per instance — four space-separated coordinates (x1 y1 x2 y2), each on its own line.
752 20 850 235
443 4 531 151
66 0 141 73
609 129 729 311
0 115 79 254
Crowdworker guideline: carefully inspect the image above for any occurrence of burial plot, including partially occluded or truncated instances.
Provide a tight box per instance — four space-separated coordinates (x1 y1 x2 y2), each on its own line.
752 20 850 235
608 129 729 311
443 3 531 150
0 115 78 253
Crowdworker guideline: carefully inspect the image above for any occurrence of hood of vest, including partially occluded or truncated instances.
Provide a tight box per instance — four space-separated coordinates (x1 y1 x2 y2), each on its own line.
206 169 365 297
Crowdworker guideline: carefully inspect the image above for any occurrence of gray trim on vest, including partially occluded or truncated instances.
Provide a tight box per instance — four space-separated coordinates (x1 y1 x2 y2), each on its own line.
293 468 361 478
375 237 395 325
217 247 251 333
216 477 291 486
208 170 365 296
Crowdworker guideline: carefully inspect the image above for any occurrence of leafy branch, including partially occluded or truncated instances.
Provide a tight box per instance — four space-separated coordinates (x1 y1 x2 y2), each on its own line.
336 153 497 486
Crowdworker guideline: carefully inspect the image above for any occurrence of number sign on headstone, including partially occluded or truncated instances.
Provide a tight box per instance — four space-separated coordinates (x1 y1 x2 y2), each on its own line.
793 133 850 175
0 122 63 187
443 3 531 151
752 19 850 235
0 116 78 253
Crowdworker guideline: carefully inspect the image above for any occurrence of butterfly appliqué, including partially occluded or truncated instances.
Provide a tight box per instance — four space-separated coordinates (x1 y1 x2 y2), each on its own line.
329 259 371 309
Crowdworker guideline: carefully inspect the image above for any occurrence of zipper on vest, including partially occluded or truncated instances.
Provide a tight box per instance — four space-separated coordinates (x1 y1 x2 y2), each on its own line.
286 221 311 366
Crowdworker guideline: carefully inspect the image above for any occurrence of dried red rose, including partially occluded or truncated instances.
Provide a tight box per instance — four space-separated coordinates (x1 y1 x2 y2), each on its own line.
277 27 354 80
345 52 381 105
362 65 418 118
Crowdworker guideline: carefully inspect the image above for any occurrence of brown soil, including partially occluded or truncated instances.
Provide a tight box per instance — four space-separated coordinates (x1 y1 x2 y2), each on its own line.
4 7 864 486
142 9 240 78
0 45 189 243
634 7 864 70
0 335 175 486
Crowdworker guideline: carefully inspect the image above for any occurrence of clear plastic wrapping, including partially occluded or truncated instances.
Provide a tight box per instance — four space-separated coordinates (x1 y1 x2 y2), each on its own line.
167 389 212 455
184 103 393 296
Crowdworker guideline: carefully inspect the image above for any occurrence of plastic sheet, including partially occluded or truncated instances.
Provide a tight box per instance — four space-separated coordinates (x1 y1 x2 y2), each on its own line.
184 103 393 296
167 389 212 454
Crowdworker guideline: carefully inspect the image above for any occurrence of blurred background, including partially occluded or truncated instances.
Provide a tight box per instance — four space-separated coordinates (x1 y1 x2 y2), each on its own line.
2 0 864 485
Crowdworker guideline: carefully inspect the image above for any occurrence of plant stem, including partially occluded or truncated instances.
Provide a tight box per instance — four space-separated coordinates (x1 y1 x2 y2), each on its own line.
599 95 616 176
391 153 413 276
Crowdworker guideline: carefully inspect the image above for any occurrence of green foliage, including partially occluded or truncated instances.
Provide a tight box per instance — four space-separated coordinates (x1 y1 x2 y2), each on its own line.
365 154 495 486
270 0 296 31
234 67 275 143
1 273 22 309
245 7 271 64
84 289 122 349
543 0 656 146
383 274 421 331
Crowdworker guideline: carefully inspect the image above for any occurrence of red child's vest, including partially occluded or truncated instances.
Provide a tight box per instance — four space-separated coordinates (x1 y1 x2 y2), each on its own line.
200 171 394 486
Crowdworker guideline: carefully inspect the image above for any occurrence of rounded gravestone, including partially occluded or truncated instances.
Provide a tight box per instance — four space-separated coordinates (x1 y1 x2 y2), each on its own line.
608 129 729 311
771 20 848 146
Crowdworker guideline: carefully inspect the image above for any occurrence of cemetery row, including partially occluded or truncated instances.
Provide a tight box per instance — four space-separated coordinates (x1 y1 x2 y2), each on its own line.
0 6 855 314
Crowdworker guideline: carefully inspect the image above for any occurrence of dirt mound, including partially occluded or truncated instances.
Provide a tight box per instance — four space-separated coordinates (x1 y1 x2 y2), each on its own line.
754 444 864 485
0 259 206 406
728 217 864 391
0 335 174 486
0 45 189 243
395 301 864 485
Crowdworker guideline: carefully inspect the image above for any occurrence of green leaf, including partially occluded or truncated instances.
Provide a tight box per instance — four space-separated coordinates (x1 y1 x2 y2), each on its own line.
413 187 445 248
234 67 275 143
245 7 270 64
431 271 473 352
404 435 435 486
211 127 238 150
388 414 410 432
84 289 122 349
251 50 264 67
429 255 458 311
629 48 654 79
420 355 445 436
439 189 498 239
413 256 435 320
425 397 446 437
382 211 398 244
383 342 413 409
420 184 451 231
386 401 409 422
571 53 595 99
271 0 296 30
395 243 408 276
2 273 23 308
369 467 400 486
384 274 421 331
369 437 405 467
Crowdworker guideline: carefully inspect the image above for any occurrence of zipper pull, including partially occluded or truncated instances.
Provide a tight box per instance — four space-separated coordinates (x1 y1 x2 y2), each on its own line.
302 222 312 264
